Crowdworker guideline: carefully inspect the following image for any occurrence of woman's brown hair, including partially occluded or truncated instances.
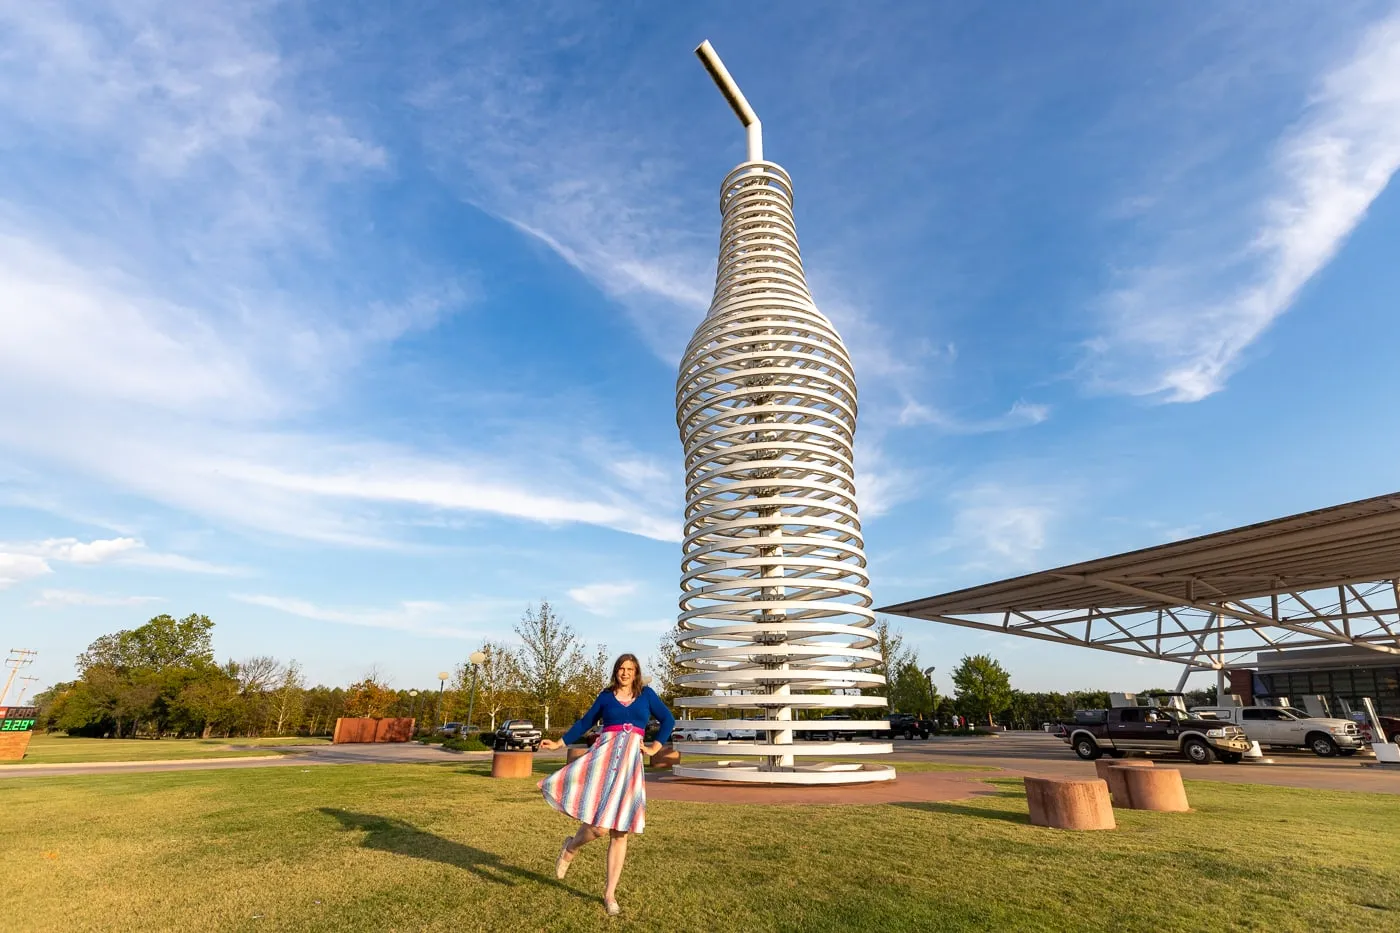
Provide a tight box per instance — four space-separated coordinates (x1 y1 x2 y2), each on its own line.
608 653 645 695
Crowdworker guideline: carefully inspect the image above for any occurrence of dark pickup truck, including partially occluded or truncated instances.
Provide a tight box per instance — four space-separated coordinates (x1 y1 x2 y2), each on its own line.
1059 707 1251 765
886 713 933 739
491 719 543 752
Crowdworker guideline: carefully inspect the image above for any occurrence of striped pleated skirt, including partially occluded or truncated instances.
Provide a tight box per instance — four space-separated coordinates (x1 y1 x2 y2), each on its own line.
539 728 647 833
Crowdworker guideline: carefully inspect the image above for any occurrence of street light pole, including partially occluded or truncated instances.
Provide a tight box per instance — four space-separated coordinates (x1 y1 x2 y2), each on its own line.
923 666 937 718
465 650 486 732
409 689 420 735
435 672 448 729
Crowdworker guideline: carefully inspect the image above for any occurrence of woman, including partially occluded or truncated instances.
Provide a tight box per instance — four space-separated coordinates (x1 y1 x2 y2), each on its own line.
538 653 674 916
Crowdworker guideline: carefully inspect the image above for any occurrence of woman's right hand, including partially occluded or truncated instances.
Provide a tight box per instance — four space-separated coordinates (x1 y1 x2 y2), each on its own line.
539 739 563 751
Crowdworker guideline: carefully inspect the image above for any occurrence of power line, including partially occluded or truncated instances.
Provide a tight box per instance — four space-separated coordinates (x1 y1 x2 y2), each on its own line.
0 649 37 705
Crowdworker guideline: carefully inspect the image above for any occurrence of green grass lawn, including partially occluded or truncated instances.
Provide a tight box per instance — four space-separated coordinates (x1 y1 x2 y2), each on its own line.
2 760 1397 932
2 733 329 765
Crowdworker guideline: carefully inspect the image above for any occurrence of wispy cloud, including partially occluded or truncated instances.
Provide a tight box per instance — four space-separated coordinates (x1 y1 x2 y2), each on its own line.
568 582 638 616
0 2 683 550
897 397 1051 433
1089 11 1400 402
855 437 924 520
232 593 505 640
31 589 164 608
0 536 243 577
935 482 1067 572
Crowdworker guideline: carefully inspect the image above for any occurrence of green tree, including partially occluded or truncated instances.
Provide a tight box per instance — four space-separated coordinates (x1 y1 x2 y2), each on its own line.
31 682 72 732
650 620 706 706
453 642 523 731
513 600 583 731
303 687 346 736
951 654 1013 727
889 660 936 716
78 613 214 672
561 644 609 725
272 661 306 735
173 662 241 737
861 617 913 706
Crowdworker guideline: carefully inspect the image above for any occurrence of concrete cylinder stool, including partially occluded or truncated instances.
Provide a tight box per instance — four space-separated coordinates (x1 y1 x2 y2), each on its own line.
490 750 533 778
565 747 589 764
1024 777 1115 830
1121 767 1190 812
648 745 680 770
1099 760 1156 806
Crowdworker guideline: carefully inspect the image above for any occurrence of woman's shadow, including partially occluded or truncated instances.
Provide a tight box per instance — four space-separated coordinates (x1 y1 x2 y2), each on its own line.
320 808 588 900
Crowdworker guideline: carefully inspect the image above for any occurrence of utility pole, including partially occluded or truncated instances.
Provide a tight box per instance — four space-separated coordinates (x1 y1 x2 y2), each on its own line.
0 650 37 705
16 676 38 704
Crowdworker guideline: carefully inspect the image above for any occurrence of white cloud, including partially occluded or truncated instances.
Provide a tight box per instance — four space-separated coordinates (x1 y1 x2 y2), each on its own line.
938 483 1063 571
31 589 164 607
854 437 923 520
0 4 684 550
568 582 639 616
1 536 241 576
897 397 1051 433
35 537 143 564
1090 11 1400 402
0 553 52 590
232 593 503 639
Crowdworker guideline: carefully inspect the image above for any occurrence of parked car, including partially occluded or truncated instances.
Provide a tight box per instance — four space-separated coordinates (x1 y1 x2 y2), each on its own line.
806 714 853 742
1058 707 1251 764
671 723 719 742
491 719 542 751
1191 706 1365 757
435 722 466 737
703 719 756 741
886 713 932 739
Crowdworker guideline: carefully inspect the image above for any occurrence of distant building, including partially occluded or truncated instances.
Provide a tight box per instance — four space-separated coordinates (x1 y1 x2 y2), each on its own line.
1231 646 1400 717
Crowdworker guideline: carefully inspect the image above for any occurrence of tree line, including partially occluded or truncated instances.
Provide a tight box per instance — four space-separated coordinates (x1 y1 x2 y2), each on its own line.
31 604 1217 739
34 602 613 739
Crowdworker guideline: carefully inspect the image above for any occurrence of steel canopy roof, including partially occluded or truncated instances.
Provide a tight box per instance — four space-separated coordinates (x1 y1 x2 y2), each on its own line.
878 492 1400 669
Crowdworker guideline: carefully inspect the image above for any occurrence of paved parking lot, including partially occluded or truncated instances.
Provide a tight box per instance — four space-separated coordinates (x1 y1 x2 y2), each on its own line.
884 731 1400 794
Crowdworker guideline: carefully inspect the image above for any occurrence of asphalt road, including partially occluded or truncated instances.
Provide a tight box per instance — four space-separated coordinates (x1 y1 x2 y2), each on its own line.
0 742 490 779
883 732 1400 794
5 733 1397 793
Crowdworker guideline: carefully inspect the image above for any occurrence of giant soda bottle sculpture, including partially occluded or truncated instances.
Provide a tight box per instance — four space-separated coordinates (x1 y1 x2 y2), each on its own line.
670 42 893 784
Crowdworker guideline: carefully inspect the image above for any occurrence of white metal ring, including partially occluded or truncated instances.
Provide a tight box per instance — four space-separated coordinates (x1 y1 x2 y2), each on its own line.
675 159 891 784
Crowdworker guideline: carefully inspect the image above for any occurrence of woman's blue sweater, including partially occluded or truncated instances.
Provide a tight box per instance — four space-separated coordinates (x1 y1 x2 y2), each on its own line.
562 685 675 745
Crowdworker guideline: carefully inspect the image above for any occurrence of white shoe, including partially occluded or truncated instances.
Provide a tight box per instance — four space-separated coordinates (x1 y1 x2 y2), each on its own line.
605 899 621 917
555 838 574 880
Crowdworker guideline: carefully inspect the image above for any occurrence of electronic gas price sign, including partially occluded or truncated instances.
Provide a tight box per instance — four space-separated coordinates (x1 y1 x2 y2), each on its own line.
1 707 38 732
0 706 38 760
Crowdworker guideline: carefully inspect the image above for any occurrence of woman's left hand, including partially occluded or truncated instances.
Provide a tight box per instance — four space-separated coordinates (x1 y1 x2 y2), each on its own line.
642 741 663 757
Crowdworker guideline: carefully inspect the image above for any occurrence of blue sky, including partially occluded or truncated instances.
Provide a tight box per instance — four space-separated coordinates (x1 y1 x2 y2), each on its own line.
4 1 1400 699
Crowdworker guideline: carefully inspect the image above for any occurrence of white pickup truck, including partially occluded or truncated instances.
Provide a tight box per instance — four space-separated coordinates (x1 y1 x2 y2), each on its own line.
1190 706 1366 757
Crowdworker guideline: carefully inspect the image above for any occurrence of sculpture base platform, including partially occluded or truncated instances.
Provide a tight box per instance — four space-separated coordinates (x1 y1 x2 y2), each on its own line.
672 760 896 785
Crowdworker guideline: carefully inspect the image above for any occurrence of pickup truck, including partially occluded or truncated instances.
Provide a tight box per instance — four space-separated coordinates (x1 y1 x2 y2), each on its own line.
491 719 542 752
887 713 933 739
1059 707 1251 764
1190 706 1365 757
